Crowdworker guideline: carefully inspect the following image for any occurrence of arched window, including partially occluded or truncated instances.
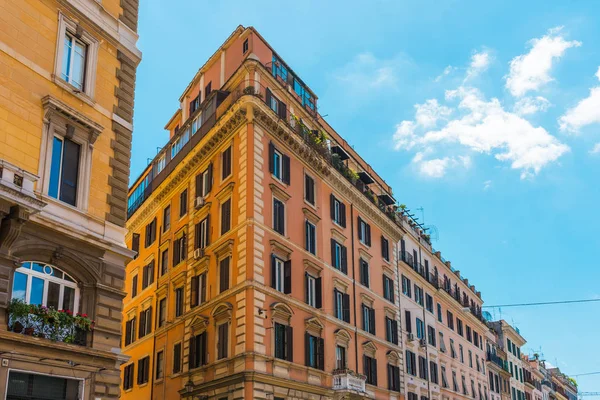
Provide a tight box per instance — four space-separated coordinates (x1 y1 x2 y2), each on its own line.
11 261 79 313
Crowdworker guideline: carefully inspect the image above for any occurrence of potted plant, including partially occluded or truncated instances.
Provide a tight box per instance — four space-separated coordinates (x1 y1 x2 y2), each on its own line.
7 298 30 333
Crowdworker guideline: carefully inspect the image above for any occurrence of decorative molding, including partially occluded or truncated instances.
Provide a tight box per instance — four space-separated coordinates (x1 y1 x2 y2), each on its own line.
303 258 322 275
269 183 291 202
360 293 374 306
269 239 292 259
333 278 349 292
358 248 372 261
0 205 29 254
42 95 104 143
362 340 378 356
302 207 320 224
270 302 293 324
215 181 235 203
213 239 234 259
190 315 210 333
334 328 352 346
305 317 324 336
330 227 346 243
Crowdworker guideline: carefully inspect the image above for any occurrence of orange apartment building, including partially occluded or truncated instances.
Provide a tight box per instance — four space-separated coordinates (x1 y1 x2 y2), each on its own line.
122 26 408 400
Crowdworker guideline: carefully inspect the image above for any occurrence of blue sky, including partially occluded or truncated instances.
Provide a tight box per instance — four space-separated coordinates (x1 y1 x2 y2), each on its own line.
132 0 600 390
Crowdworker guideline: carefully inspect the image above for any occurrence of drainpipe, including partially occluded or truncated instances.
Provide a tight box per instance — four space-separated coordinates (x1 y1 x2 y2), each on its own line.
350 204 359 370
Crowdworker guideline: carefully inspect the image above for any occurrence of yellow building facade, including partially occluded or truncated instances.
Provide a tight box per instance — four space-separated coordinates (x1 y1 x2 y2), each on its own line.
0 0 140 398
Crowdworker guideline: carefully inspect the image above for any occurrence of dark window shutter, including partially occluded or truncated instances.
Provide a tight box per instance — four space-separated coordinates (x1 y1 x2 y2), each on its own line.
286 325 294 362
341 245 348 274
206 215 211 246
330 239 336 266
266 88 272 109
317 337 324 370
125 320 131 346
279 200 285 233
200 273 206 303
388 364 392 390
132 233 140 254
189 336 197 369
270 255 277 289
207 162 213 192
279 100 287 119
194 223 201 250
343 293 350 323
60 138 80 206
195 173 202 198
304 332 310 367
284 260 292 294
340 202 346 227
401 238 406 255
138 311 145 338
372 358 378 386
330 194 335 220
191 276 199 308
220 257 230 292
315 277 322 308
304 272 309 303
201 332 208 365
370 308 376 335
366 223 371 246
282 154 290 185
359 259 364 284
406 310 412 333
268 142 274 174
357 217 363 241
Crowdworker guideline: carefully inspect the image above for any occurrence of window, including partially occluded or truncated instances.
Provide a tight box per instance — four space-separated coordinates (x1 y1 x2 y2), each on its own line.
124 317 136 346
163 206 171 232
137 356 149 385
219 256 230 293
171 129 190 158
437 303 443 322
439 331 446 352
388 364 401 392
416 318 425 339
330 194 346 227
381 236 390 261
364 355 377 385
160 248 169 276
274 322 293 361
190 272 207 308
141 261 154 289
131 274 138 297
334 289 350 322
269 142 290 184
447 310 454 330
383 275 394 303
60 31 87 91
217 323 229 359
457 318 464 336
273 198 285 235
427 325 436 346
385 316 398 344
357 217 371 246
414 285 424 306
305 333 324 370
189 332 207 368
205 81 212 97
173 342 182 374
453 370 459 391
406 350 416 376
175 287 183 317
243 38 249 53
362 304 375 334
194 217 210 250
450 338 457 358
469 350 473 367
305 174 315 205
221 198 231 234
305 220 316 255
330 239 347 273
123 363 134 390
155 350 164 379
173 232 187 265
266 89 287 119
466 325 472 341
459 344 464 363
11 262 78 312
271 255 291 293
426 294 433 313
359 258 370 287
305 273 321 308
189 94 200 115
131 233 140 257
179 189 188 217
402 275 412 297
405 310 412 333
158 297 166 328
441 365 449 388
191 114 201 134
138 307 152 338
221 145 232 180
418 356 428 380
336 345 347 369
430 361 439 384
195 165 212 198
48 136 81 206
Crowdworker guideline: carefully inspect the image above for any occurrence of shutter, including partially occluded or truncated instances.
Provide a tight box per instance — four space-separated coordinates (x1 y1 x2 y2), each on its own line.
60 138 80 206
138 311 145 338
268 142 274 174
363 355 367 381
200 273 206 303
315 277 322 308
282 155 290 185
132 233 140 254
341 245 348 274
148 307 152 333
330 239 336 266
195 173 202 198
279 100 287 119
340 202 346 227
125 320 131 346
343 293 350 323
405 310 412 333
359 259 364 284
266 88 272 110
304 333 310 367
286 325 294 362
330 194 335 220
401 239 406 256
366 223 371 246
194 223 200 249
387 364 392 390
318 337 325 370
284 260 292 294
206 214 211 246
173 238 179 265
372 358 378 386
201 332 207 365
189 336 196 368
279 200 285 233
382 275 387 299
220 258 229 292
357 217 363 241
191 276 199 308
207 162 213 192
304 272 309 303
271 255 277 289
370 308 376 335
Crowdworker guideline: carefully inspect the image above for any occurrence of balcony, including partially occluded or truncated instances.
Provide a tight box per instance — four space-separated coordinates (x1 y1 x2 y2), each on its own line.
487 352 506 370
332 369 367 394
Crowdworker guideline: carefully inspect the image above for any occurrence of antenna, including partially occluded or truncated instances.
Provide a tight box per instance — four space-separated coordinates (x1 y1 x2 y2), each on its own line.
416 207 440 241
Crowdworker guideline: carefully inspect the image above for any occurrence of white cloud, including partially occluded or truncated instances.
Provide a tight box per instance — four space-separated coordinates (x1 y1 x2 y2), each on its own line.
394 86 569 179
434 65 456 82
466 50 492 80
483 180 492 190
514 96 551 116
415 99 453 128
506 27 581 97
559 66 600 133
334 52 400 91
590 143 600 154
412 152 471 178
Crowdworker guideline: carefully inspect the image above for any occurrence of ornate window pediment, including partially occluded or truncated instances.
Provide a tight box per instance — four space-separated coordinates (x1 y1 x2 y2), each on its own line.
334 328 351 346
211 302 233 323
387 350 401 366
271 302 293 324
190 315 209 333
305 317 324 336
362 340 377 357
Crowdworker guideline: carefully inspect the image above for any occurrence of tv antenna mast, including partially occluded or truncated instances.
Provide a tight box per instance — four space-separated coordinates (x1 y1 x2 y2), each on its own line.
416 207 439 242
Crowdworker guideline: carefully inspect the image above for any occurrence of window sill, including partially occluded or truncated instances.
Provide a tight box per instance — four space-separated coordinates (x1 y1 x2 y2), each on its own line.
52 75 95 107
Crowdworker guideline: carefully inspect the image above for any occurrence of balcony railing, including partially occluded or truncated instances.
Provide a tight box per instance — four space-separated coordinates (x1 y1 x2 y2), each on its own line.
8 309 89 346
487 352 507 370
332 369 367 393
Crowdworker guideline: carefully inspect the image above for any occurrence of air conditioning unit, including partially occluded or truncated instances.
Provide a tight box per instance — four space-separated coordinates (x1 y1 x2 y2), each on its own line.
194 196 205 209
407 333 415 342
420 338 427 347
193 248 204 259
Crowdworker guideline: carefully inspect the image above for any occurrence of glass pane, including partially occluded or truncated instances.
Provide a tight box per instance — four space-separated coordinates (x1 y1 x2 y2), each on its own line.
62 286 75 311
48 137 63 199
47 281 60 309
62 35 72 81
30 277 44 306
31 262 45 273
71 41 86 90
11 272 27 301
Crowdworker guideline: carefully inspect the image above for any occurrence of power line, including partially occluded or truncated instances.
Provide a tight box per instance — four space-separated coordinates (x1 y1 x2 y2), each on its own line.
571 371 600 377
483 298 600 309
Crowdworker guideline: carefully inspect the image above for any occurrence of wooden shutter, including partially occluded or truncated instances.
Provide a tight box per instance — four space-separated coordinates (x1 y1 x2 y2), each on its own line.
266 88 272 109
388 364 392 390
221 199 231 234
330 239 336 266
125 320 131 346
393 320 399 344
366 223 371 246
268 142 275 174
340 202 346 227
189 336 197 369
283 260 292 294
317 337 324 370
330 194 335 220
270 255 277 289
207 163 213 192
304 332 311 367
315 277 322 309
200 273 206 303
194 223 201 250
341 245 348 274
147 307 152 334
357 217 363 241
405 310 412 333
201 332 207 365
279 200 285 233
304 272 309 303
220 257 230 292
132 233 140 254
285 325 293 362
138 310 145 338
370 308 376 335
60 138 80 206
282 154 290 185
342 293 350 323
191 276 199 308
279 100 287 119
195 173 203 198
372 357 378 386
